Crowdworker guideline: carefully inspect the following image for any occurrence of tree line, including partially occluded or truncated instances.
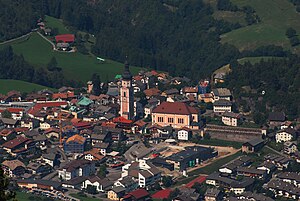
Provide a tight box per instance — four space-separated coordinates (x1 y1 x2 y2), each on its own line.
225 55 300 122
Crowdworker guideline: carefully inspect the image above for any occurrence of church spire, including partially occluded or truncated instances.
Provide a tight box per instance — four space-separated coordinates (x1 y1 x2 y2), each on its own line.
122 59 132 80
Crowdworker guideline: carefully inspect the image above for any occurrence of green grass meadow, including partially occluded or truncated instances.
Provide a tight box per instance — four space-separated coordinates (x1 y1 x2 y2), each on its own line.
0 16 142 82
0 79 54 94
221 0 300 53
45 15 70 34
237 56 284 64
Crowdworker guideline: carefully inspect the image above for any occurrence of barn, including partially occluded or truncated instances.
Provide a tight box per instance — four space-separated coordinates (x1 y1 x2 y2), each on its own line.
55 34 75 43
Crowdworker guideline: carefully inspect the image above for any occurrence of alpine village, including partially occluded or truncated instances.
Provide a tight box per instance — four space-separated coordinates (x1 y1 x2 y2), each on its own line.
0 1 300 201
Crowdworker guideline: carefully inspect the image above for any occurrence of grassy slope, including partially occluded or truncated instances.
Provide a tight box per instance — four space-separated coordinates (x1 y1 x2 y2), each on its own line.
0 79 54 94
1 16 141 82
237 56 284 64
221 0 300 52
15 192 59 201
213 11 247 25
45 15 69 34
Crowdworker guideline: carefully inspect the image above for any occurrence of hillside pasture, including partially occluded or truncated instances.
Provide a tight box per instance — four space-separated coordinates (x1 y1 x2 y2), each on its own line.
0 79 54 94
1 32 141 82
221 0 300 53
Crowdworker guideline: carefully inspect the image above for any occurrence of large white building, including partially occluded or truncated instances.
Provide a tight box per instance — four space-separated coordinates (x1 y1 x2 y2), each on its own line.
211 88 232 103
213 100 232 114
119 159 161 189
222 112 241 127
275 128 297 143
58 160 95 181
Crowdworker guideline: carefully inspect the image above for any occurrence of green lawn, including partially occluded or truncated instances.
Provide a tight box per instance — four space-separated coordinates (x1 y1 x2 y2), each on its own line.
189 151 243 175
221 0 300 53
45 15 70 34
0 79 54 94
70 193 102 201
15 191 59 201
213 10 247 25
1 32 141 82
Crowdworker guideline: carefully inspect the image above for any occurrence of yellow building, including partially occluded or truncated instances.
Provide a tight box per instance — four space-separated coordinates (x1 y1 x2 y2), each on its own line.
107 186 126 200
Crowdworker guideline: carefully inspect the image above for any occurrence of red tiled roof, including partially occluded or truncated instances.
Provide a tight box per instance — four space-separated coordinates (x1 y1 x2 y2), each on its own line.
14 127 29 133
151 70 158 76
125 189 149 200
185 175 207 188
113 117 133 124
0 129 14 137
52 92 75 100
153 102 198 115
151 189 172 199
2 136 30 149
134 75 142 81
134 119 147 127
73 121 92 128
44 127 59 134
55 34 75 43
101 121 117 128
28 101 68 115
144 88 161 97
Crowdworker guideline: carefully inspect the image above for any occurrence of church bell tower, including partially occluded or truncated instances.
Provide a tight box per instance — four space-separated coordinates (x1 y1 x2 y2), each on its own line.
119 61 134 120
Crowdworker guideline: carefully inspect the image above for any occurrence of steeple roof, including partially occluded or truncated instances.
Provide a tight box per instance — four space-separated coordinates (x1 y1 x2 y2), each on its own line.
122 60 132 80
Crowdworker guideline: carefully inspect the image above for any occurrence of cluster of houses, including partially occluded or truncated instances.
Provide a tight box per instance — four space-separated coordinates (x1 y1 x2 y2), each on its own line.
0 61 299 201
204 153 300 200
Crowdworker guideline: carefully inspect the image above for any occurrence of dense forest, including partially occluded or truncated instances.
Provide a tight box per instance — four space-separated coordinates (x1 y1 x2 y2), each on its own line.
37 0 241 80
225 56 300 122
0 0 42 41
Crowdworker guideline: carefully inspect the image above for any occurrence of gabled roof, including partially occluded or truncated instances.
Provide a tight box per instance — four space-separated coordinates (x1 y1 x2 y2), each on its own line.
125 188 149 200
65 134 86 144
113 117 133 124
152 101 198 115
243 138 264 147
84 148 105 161
2 159 25 170
277 127 297 136
2 136 30 149
60 160 93 171
213 100 232 106
152 189 172 199
144 88 161 97
77 96 93 106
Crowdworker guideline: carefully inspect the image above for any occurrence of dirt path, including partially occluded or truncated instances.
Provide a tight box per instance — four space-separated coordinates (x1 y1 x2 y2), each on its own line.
0 31 33 45
36 31 56 49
